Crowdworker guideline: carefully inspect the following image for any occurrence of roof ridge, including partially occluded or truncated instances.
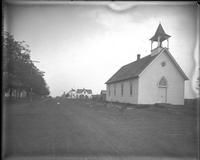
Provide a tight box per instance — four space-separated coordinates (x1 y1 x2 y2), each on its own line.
105 52 160 84
122 54 151 68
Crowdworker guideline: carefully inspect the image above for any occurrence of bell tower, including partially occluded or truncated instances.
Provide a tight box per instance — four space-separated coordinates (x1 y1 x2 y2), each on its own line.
150 23 171 55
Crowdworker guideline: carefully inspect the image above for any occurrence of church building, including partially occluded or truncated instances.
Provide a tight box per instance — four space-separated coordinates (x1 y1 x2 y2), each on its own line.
105 24 188 105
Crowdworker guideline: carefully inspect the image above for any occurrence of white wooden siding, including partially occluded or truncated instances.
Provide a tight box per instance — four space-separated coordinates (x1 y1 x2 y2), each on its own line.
106 78 139 104
138 50 185 105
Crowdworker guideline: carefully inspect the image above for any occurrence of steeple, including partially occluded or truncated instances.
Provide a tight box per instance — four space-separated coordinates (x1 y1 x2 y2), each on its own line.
150 23 171 53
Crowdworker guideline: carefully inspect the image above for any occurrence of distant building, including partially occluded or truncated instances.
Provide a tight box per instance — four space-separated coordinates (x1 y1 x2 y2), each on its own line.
67 89 77 99
100 90 106 101
105 24 188 105
76 88 92 99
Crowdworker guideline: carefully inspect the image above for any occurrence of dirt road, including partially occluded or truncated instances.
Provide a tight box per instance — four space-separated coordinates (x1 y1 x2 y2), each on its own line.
4 99 197 159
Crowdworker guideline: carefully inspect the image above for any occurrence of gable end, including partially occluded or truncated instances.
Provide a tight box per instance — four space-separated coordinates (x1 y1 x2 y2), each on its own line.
139 48 188 80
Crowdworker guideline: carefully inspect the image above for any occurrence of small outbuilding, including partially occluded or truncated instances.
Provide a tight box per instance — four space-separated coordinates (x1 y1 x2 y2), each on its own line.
100 90 106 101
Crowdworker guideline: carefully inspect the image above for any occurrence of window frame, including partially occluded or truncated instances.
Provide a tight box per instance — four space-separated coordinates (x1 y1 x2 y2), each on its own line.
121 83 124 96
129 81 133 96
108 85 111 96
114 83 116 96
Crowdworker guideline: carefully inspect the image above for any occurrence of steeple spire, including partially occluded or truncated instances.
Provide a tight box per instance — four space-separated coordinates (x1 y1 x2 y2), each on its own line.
150 23 171 51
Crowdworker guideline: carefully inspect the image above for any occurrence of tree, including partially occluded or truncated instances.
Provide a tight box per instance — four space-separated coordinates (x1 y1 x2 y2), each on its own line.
3 31 50 100
3 32 27 98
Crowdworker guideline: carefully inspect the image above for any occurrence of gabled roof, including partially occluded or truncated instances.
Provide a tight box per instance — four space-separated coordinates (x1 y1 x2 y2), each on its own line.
105 48 188 84
150 24 171 42
68 89 76 93
77 89 92 94
105 52 160 84
76 89 82 93
86 89 92 94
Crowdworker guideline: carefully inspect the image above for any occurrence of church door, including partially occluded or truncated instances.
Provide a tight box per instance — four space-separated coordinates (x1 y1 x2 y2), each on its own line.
158 77 167 103
158 87 167 103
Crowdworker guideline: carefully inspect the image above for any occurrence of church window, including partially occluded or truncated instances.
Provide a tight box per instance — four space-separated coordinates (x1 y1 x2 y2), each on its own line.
108 85 111 96
114 84 116 96
161 61 166 67
130 81 133 95
121 83 124 96
158 76 167 87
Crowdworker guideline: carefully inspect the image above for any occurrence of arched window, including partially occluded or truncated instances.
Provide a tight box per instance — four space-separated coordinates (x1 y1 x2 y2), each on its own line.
158 76 167 88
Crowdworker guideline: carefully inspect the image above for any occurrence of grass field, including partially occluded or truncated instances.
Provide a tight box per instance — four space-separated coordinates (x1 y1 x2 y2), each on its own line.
3 98 198 160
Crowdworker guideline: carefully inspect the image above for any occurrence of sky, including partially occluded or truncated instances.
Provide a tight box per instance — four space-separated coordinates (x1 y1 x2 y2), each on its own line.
4 1 199 98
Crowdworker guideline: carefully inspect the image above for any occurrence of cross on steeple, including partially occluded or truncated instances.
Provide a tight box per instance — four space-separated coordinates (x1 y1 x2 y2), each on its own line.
150 23 171 51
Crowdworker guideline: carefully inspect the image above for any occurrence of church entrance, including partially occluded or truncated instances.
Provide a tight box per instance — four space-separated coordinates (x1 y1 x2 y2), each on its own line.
157 76 167 103
158 87 167 103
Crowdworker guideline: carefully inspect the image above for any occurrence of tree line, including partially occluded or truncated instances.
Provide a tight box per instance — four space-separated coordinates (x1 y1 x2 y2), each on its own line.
3 32 50 100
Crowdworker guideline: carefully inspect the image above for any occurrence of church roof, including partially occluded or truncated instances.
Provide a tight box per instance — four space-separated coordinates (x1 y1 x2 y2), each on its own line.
105 51 161 84
150 24 171 42
105 48 188 84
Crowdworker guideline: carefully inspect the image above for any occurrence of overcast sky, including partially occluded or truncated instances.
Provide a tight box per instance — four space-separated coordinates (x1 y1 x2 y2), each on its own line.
4 1 199 98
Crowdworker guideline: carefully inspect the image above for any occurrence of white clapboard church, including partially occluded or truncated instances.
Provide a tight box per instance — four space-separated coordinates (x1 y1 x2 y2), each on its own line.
105 24 188 105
